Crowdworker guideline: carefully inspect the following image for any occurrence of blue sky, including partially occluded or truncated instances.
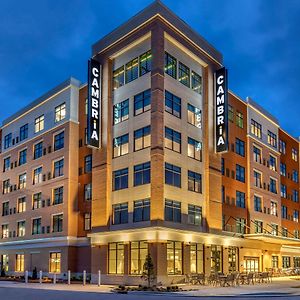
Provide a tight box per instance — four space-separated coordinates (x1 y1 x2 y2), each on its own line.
0 0 299 136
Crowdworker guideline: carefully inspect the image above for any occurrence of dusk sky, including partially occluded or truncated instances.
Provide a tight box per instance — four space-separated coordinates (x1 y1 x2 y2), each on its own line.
0 0 299 136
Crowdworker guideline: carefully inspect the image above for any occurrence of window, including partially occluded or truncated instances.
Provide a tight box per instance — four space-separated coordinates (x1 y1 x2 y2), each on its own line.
190 243 204 274
292 148 298 161
2 202 9 216
211 245 222 274
53 159 64 178
165 91 181 118
294 230 300 239
54 131 64 151
270 201 278 216
187 104 201 128
34 115 44 133
188 170 202 193
282 205 288 219
125 57 138 83
165 127 181 153
254 220 263 233
253 146 261 163
1 224 9 239
280 163 286 176
4 133 12 149
188 205 202 225
130 241 148 275
33 167 42 185
55 103 66 122
113 66 124 89
134 126 150 151
164 52 177 79
269 155 276 171
32 218 42 235
17 197 26 213
134 89 151 115
191 71 202 94
254 195 262 212
33 192 42 210
3 157 10 172
188 137 202 161
221 158 225 175
113 168 128 190
254 170 262 188
3 179 10 194
270 178 277 194
282 256 291 268
292 170 298 183
20 124 28 141
272 256 279 268
178 62 190 87
16 254 24 272
108 242 124 274
34 141 43 159
84 183 92 201
236 218 246 234
49 252 61 273
228 105 234 122
267 131 277 147
85 98 88 115
235 138 245 156
236 111 243 128
18 173 26 189
236 164 245 182
165 200 181 222
133 199 150 222
236 191 245 208
1 254 9 272
251 119 262 139
228 247 238 273
293 210 299 223
139 50 152 76
279 140 286 154
167 241 182 274
113 99 129 125
84 213 91 231
293 190 299 203
113 202 128 225
53 186 64 205
53 214 63 232
165 163 181 188
113 134 129 157
19 149 27 165
134 162 150 186
84 155 92 173
271 223 278 236
17 221 25 237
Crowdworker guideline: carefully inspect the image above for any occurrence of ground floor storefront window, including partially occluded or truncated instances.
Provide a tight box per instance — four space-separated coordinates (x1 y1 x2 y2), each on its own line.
130 241 148 275
282 256 291 268
228 247 238 273
109 242 124 274
244 257 259 272
211 245 222 273
167 241 182 275
190 243 203 273
0 254 9 272
272 255 279 268
49 252 61 273
15 254 24 272
294 256 300 268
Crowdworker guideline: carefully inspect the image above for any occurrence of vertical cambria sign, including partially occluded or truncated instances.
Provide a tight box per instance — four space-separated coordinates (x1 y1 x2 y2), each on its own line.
87 59 101 148
215 67 228 153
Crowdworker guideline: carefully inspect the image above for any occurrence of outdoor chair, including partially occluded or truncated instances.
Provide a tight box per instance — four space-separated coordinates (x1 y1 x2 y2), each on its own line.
246 272 254 285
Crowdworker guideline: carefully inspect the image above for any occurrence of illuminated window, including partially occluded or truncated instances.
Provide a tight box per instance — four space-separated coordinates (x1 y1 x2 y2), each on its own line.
254 170 262 188
280 163 286 176
188 137 202 161
293 210 299 223
165 127 181 153
270 201 278 216
55 103 66 123
113 168 128 191
279 140 286 154
272 256 278 268
49 252 61 273
178 62 190 87
292 148 298 161
125 57 138 83
228 247 238 273
134 89 151 115
33 167 42 185
267 130 277 148
165 91 181 118
282 256 290 268
188 205 202 225
236 111 243 128
1 255 9 272
282 228 288 237
139 51 152 76
130 241 148 275
190 243 203 274
84 183 92 201
187 103 201 128
34 141 43 159
16 254 24 272
1 224 9 239
18 173 26 189
134 126 150 151
17 221 25 237
32 192 42 210
269 155 277 171
113 99 129 125
188 171 202 193
228 105 234 122
108 242 124 274
211 245 222 274
17 197 26 213
113 134 129 157
2 179 10 194
250 119 262 139
191 71 202 94
167 241 182 275
113 66 124 89
34 115 44 133
271 223 278 236
84 213 91 231
164 52 177 79
53 214 63 232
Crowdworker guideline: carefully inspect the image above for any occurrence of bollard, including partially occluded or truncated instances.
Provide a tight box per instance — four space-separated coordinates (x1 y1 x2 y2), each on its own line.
25 270 28 284
98 270 101 287
39 270 42 284
53 273 56 284
83 270 86 286
68 270 71 285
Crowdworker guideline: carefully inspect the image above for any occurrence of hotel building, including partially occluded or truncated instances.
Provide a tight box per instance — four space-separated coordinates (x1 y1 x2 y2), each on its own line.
1 0 300 285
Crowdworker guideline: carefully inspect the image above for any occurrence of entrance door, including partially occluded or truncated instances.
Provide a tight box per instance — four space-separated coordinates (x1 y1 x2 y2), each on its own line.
244 257 259 272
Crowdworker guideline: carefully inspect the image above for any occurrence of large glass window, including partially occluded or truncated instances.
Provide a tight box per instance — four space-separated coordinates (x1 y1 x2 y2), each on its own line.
191 71 202 94
228 105 234 122
33 192 42 210
250 119 262 139
228 247 238 273
1 224 9 239
211 245 222 274
178 62 190 87
165 90 181 118
32 218 42 235
17 221 25 237
236 191 245 208
49 252 61 273
134 126 150 151
139 51 152 76
165 199 181 222
133 199 150 222
235 138 245 156
125 57 139 83
17 197 26 213
254 220 263 233
167 241 182 275
164 52 177 78
134 89 151 115
113 99 129 125
35 115 44 133
18 173 26 189
190 243 203 274
113 203 128 224
165 163 181 187
253 146 261 163
236 164 245 182
188 204 202 225
16 254 24 272
54 131 64 151
33 167 42 185
134 162 150 186
19 149 27 165
270 201 278 216
282 256 291 268
53 158 64 178
187 103 201 128
113 168 128 190
55 103 66 123
292 148 298 161
165 127 181 153
113 66 125 89
113 134 129 157
53 214 63 232
269 155 277 171
130 241 148 275
53 186 64 205
34 141 43 159
188 137 202 161
188 170 202 193
236 218 246 234
267 130 277 148
108 242 124 274
279 140 286 154
20 124 28 141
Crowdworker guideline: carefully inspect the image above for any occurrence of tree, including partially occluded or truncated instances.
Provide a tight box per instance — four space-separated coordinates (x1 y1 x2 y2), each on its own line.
141 254 156 288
